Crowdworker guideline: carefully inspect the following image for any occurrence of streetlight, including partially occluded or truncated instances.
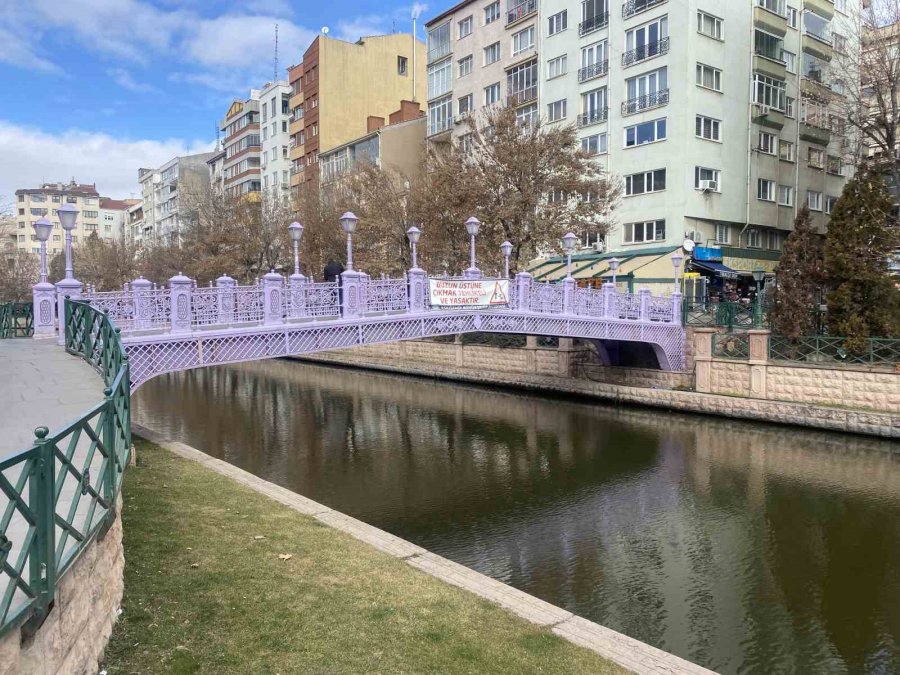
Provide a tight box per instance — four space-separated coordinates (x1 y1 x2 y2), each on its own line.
608 257 620 287
340 211 359 271
58 203 78 280
562 232 578 279
32 217 52 283
671 250 684 294
752 267 765 327
407 225 421 269
288 221 304 276
465 216 480 277
500 240 513 278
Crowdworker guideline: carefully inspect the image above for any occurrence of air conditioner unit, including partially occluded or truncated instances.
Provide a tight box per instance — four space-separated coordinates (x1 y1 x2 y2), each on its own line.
686 230 703 243
591 241 605 252
699 180 718 192
757 104 771 116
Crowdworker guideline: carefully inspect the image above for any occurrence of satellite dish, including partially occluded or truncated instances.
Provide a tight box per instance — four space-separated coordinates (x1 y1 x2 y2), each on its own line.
682 239 695 252
321 26 330 34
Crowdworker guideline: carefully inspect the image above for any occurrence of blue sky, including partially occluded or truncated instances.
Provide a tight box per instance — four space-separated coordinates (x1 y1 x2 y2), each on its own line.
0 0 428 202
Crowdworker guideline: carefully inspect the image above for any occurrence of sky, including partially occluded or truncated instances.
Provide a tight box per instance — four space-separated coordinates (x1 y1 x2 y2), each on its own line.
0 0 428 202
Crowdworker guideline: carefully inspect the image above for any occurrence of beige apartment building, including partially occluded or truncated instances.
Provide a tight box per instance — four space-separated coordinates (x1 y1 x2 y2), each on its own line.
14 181 104 257
288 33 426 190
221 93 262 198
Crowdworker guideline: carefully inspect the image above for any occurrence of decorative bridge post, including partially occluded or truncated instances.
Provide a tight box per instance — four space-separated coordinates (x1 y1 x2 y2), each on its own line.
168 273 192 334
216 274 236 325
32 281 56 337
639 288 651 322
671 290 683 325
262 271 285 326
407 268 427 313
341 271 363 319
289 270 306 319
562 277 576 315
131 276 152 330
515 272 532 312
602 282 616 318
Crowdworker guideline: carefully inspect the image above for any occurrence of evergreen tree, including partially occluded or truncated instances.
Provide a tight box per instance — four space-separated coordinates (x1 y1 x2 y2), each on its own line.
823 169 900 348
770 206 824 338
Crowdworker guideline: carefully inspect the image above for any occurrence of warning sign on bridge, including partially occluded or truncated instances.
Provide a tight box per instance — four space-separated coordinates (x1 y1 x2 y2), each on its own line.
427 279 510 307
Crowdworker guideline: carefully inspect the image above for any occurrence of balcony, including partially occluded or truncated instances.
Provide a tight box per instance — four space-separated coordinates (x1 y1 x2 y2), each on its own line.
621 88 669 115
753 4 787 36
507 0 537 26
802 32 834 61
427 43 451 63
803 0 834 19
427 118 453 138
622 37 669 68
800 122 831 145
578 60 609 83
579 12 609 36
578 108 609 127
753 52 787 80
508 86 538 107
622 0 666 20
801 72 834 100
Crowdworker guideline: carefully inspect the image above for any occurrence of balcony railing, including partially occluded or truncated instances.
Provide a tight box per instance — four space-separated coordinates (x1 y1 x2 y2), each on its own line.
804 26 832 44
622 37 669 67
427 43 451 63
756 0 787 17
507 0 537 25
508 86 538 107
621 88 669 115
428 118 453 136
578 108 609 127
622 0 666 20
579 12 609 35
578 60 609 83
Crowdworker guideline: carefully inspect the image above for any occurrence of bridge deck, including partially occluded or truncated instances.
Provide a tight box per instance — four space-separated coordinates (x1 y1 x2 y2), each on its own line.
0 339 101 454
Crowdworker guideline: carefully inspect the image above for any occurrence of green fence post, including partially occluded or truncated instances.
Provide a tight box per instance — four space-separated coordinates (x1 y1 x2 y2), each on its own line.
24 427 57 635
101 387 118 533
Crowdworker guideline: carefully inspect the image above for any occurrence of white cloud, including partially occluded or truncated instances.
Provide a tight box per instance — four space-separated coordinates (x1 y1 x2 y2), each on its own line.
0 27 63 74
335 14 392 43
184 15 316 71
107 68 157 93
0 121 213 201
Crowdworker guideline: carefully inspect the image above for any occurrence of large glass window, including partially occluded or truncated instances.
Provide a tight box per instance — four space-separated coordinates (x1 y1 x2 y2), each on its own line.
624 67 668 113
753 73 786 111
625 118 666 146
427 22 451 61
427 58 452 100
427 96 452 135
512 26 535 55
698 11 722 39
625 169 666 196
507 59 537 104
624 220 665 243
695 115 720 141
754 29 783 61
624 16 668 65
580 133 608 155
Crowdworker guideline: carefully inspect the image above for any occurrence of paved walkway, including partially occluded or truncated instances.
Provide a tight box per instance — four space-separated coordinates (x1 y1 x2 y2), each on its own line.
0 339 101 455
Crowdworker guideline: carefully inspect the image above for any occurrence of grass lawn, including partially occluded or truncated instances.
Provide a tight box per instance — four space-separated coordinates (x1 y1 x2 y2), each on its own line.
103 439 626 674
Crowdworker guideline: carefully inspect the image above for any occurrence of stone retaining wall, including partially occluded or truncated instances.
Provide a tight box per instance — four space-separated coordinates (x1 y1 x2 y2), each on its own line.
0 504 124 675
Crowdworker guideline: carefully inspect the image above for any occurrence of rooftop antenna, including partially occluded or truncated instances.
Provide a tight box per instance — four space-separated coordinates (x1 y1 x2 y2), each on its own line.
274 23 279 81
215 124 220 151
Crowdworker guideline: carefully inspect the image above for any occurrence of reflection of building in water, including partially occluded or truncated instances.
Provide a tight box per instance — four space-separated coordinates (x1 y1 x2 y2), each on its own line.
135 360 900 675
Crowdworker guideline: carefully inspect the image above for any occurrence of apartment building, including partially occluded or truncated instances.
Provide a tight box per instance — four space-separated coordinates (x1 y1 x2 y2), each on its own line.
258 80 293 200
425 0 856 274
206 149 226 195
288 33 426 190
220 92 262 198
137 152 216 245
126 201 144 248
99 198 139 241
13 181 102 257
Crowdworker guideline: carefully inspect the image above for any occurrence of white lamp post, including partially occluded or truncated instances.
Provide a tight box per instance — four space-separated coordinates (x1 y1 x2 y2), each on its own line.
58 203 78 280
31 217 56 337
562 232 578 279
32 217 52 283
407 226 421 269
500 240 513 278
288 221 304 277
608 257 620 288
340 211 359 271
464 216 481 278
671 251 684 294
54 203 83 344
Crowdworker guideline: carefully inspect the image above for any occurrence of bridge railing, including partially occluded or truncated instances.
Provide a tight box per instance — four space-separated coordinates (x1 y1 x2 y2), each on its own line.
0 302 35 338
360 277 408 314
0 299 130 637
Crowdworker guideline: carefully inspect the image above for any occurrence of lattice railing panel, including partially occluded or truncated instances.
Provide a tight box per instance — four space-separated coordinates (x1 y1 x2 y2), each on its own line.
713 333 751 360
304 282 340 318
573 287 605 318
613 294 640 321
232 286 263 323
192 287 220 327
362 279 408 313
528 283 565 314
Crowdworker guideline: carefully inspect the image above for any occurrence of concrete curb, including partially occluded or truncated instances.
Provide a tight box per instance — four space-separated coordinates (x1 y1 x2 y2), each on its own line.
133 424 717 675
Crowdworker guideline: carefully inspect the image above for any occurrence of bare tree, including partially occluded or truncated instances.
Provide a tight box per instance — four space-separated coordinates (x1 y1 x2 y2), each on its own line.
0 249 38 302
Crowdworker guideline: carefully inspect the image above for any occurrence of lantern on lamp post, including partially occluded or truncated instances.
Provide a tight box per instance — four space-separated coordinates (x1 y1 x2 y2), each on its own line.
464 216 481 278
671 250 684 294
288 221 304 277
562 232 578 280
407 226 421 269
32 217 52 283
608 257 620 288
500 241 513 278
752 267 765 327
340 211 359 271
58 203 78 280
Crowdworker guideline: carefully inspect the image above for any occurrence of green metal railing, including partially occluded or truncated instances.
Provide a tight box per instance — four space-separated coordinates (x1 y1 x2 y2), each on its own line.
0 299 130 636
712 333 751 360
769 335 900 366
0 302 34 338
682 298 765 330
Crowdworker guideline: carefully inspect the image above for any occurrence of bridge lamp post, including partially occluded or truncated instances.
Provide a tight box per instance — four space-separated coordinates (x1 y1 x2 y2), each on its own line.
31 217 56 337
58 203 78 280
406 226 421 269
288 221 304 276
340 211 359 271
670 251 683 294
500 241 513 278
465 216 481 278
608 257 620 288
752 267 765 328
562 232 578 279
32 217 52 283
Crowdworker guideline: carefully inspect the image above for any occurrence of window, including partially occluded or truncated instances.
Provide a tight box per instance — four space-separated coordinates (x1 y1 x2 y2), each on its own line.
835 0 847 12
625 169 666 196
696 115 721 141
51 195 60 203
807 147 825 169
458 94 473 115
548 189 567 204
580 133 608 155
694 166 721 190
808 190 823 211
83 210 99 218
427 21 451 61
484 42 501 65
787 6 798 28
547 99 567 121
779 139 795 161
484 82 501 105
767 231 781 250
696 63 722 91
548 10 567 35
804 11 830 43
398 56 408 75
580 87 607 124
581 0 609 34
459 55 473 77
758 131 777 154
427 58 452 99
827 155 842 175
512 26 535 55
715 223 730 244
548 55 567 78
757 0 786 15
428 96 452 135
29 208 47 216
624 16 668 65
624 220 666 244
262 102 268 122
747 228 761 248
517 103 538 127
783 50 796 73
624 67 667 113
825 196 839 214
757 178 776 201
625 118 666 146
458 15 473 38
697 11 722 39
753 73 786 111
755 29 784 62
785 96 795 118
485 1 500 24
507 59 537 104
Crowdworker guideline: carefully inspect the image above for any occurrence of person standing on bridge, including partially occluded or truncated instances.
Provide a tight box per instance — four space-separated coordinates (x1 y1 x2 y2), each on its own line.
323 259 344 283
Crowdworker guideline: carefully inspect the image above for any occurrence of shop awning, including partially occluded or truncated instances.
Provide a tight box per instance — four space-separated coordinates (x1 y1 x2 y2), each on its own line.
691 260 741 279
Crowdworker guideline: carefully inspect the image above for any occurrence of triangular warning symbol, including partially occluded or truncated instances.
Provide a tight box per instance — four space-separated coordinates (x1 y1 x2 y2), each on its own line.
489 281 508 304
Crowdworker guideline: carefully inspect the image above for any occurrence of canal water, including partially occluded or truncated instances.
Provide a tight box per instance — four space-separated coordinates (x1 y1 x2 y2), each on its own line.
134 359 900 674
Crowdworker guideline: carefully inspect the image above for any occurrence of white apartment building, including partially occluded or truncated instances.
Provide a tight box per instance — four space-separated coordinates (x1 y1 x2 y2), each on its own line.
258 80 293 201
99 199 138 242
137 152 216 246
14 182 103 257
427 0 856 271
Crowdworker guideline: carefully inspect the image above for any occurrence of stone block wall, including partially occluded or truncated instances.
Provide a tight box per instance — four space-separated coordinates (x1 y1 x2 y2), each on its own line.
0 505 124 675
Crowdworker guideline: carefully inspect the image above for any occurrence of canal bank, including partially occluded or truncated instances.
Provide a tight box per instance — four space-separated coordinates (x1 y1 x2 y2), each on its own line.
291 338 899 439
113 430 710 675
